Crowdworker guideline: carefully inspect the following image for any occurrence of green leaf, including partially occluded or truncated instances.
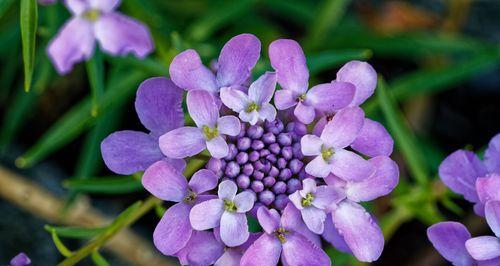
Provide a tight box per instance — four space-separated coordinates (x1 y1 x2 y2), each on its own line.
91 251 110 266
376 77 429 184
64 176 143 194
86 49 105 117
45 225 107 239
20 0 38 92
307 49 372 75
0 0 16 20
49 227 74 257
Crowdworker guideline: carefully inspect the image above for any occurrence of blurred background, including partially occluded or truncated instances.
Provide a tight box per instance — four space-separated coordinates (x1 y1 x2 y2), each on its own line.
1 0 500 265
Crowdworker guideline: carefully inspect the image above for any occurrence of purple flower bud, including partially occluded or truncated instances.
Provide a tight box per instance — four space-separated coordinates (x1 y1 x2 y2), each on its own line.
224 143 238 160
236 152 249 164
269 143 281 154
262 132 276 144
238 123 246 138
274 194 289 210
281 146 293 160
287 178 302 194
277 158 287 169
272 181 287 194
278 133 292 146
253 170 264 180
259 149 271 157
247 125 264 139
279 168 292 180
261 161 271 173
242 163 254 175
266 119 284 134
251 140 264 150
206 158 223 173
287 121 307 136
266 154 277 163
237 137 251 151
225 161 240 178
237 174 250 189
269 166 279 177
292 142 303 159
263 176 276 187
259 190 275 206
249 151 260 162
254 160 265 171
289 158 304 174
251 180 264 192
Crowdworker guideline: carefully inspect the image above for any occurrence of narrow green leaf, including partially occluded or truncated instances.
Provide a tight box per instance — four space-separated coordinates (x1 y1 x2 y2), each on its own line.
20 0 38 92
308 49 372 75
86 49 105 117
64 176 143 194
45 225 107 239
49 228 74 257
0 0 16 20
376 77 429 184
91 251 110 266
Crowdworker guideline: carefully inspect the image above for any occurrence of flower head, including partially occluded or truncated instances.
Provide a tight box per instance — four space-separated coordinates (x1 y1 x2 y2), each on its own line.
9 253 31 266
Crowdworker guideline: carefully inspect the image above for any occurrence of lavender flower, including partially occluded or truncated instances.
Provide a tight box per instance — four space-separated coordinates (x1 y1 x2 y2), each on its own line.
190 180 255 247
9 253 31 266
213 231 261 266
160 90 241 159
175 231 225 266
47 0 153 74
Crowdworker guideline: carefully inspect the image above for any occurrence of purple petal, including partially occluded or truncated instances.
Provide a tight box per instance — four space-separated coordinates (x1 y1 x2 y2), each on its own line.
248 72 277 104
218 180 238 200
476 174 500 204
153 202 192 255
220 87 249 112
485 134 500 173
217 34 261 87
281 203 302 231
439 150 487 202
47 17 95 75
485 201 500 237
215 249 243 266
466 236 500 260
257 207 280 234
179 231 225 266
351 118 394 157
135 77 184 136
234 191 255 213
189 169 219 194
9 253 31 266
187 90 219 127
258 103 277 122
301 206 326 234
313 185 345 209
312 116 328 137
322 217 352 254
239 110 260 125
65 0 90 15
218 115 241 137
289 191 304 210
320 106 364 148
89 0 120 12
336 60 377 106
240 234 282 266
294 102 315 125
101 130 162 175
142 160 188 202
479 257 500 266
300 178 317 196
331 149 375 181
345 156 399 202
207 136 229 159
305 82 355 111
169 49 218 92
305 156 334 178
94 12 153 58
300 134 323 156
427 221 473 266
189 198 224 230
332 200 384 262
274 89 298 110
268 39 309 93
220 212 250 247
282 232 331 266
159 126 206 159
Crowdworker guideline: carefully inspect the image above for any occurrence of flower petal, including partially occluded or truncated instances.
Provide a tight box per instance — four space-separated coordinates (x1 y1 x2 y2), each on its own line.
274 89 298 110
218 115 241 137
322 217 351 254
215 249 243 266
153 202 192 255
235 191 255 213
47 17 95 75
240 234 282 266
89 0 120 12
135 77 184 136
313 185 345 209
101 130 162 175
336 60 377 106
439 150 487 202
159 127 206 159
305 156 334 178
485 134 500 173
249 72 277 104
306 82 355 111
282 232 331 266
65 0 90 15
239 110 260 125
476 174 500 204
301 206 326 234
427 221 473 266
217 34 261 87
466 236 500 261
351 118 394 157
9 253 31 266
269 39 309 93
142 160 188 202
346 156 399 202
189 199 224 230
485 201 500 237
189 169 219 194
218 180 238 200
294 102 315 125
169 49 218 92
180 231 225 266
257 207 281 234
289 191 304 210
330 149 375 182
207 136 229 159
300 135 323 156
320 106 364 148
220 87 250 112
220 212 250 247
332 200 384 262
259 103 277 122
187 90 219 127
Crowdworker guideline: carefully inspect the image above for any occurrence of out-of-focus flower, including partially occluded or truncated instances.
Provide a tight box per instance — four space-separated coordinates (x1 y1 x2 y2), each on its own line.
47 0 153 74
9 253 31 266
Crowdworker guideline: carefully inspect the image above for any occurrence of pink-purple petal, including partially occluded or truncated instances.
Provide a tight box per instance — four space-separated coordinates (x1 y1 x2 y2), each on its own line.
206 136 229 159
313 185 345 209
330 149 375 181
141 160 188 202
183 231 225 266
240 234 282 266
269 39 309 94
274 89 298 110
218 180 238 200
485 134 500 173
322 217 352 254
301 206 326 234
159 127 206 159
351 118 394 157
427 221 473 266
476 174 500 204
485 201 500 237
89 0 120 12
217 115 241 137
289 191 304 210
169 49 218 92
336 60 377 106
234 191 255 213
220 212 250 247
320 106 364 149
215 249 243 266
282 232 331 266
306 82 354 111
258 103 277 122
300 134 323 156
305 156 334 178
189 198 224 230
465 236 500 260
153 202 192 255
220 87 250 112
257 207 280 234
187 90 219 128
248 72 277 104
65 0 90 15
189 169 219 194
294 102 315 125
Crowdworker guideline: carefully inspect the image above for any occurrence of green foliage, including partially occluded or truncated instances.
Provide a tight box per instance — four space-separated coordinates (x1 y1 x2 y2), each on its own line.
20 0 37 92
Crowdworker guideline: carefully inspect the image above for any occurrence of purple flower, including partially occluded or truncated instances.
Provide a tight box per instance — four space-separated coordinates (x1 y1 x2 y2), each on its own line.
9 253 31 266
240 204 331 266
174 231 225 266
465 200 500 261
288 178 343 234
190 180 255 247
159 90 241 159
141 160 218 256
101 77 185 175
169 34 260 94
213 231 261 266
47 0 153 74
220 72 277 125
301 107 374 180
269 39 355 124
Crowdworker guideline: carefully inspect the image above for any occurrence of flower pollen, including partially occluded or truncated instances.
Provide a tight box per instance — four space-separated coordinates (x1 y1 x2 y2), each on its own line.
224 199 237 212
301 193 314 207
83 9 101 22
246 102 260 112
321 147 334 160
202 125 219 140
297 93 307 102
275 227 289 243
183 190 197 204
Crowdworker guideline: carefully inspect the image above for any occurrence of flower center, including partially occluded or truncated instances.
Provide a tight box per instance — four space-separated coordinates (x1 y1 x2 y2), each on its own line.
224 199 237 212
301 193 314 207
274 227 288 243
246 102 260 112
83 9 101 22
322 147 334 160
297 93 307 102
202 125 219 140
183 190 197 204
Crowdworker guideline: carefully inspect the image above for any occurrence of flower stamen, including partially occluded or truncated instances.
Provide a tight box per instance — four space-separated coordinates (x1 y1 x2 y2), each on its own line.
246 102 260 112
321 147 334 160
301 193 314 207
183 191 197 204
83 9 101 22
275 227 288 243
224 199 237 212
202 125 219 140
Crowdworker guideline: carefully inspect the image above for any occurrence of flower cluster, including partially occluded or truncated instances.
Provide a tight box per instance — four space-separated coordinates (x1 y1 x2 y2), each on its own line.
101 34 399 265
427 134 500 266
